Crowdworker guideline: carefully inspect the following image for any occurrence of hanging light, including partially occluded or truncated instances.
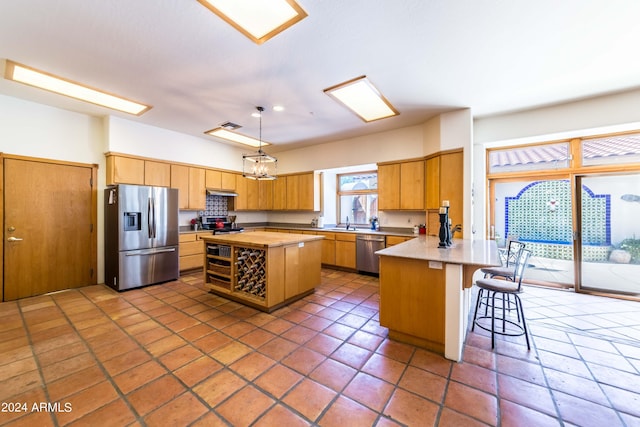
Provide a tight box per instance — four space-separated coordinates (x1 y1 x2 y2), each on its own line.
243 106 277 180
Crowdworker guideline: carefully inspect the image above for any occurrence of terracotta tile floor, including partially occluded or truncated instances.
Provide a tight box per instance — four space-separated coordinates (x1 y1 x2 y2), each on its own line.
1 268 640 426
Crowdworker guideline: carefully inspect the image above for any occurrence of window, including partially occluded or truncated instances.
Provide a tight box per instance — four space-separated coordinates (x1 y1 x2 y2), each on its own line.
337 172 378 226
582 132 640 166
488 142 570 173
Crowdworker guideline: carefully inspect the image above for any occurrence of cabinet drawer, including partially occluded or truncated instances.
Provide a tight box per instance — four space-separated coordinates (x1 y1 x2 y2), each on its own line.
316 232 335 240
180 240 203 256
386 236 414 246
179 233 197 243
180 254 203 271
335 233 356 242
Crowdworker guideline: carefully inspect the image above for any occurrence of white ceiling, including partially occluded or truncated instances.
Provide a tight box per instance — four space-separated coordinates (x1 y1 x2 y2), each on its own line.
2 1 640 152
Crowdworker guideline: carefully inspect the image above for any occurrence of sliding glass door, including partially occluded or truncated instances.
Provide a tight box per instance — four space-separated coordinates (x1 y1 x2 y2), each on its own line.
578 173 640 295
491 178 574 286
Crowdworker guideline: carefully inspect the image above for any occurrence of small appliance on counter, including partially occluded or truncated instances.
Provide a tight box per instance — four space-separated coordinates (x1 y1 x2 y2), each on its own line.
200 216 244 234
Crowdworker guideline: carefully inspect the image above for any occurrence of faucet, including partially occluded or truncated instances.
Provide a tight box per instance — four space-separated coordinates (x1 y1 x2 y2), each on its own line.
451 224 462 236
345 216 350 230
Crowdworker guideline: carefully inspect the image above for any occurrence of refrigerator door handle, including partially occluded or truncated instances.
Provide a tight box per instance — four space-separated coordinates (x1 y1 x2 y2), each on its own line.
147 197 155 238
125 247 176 256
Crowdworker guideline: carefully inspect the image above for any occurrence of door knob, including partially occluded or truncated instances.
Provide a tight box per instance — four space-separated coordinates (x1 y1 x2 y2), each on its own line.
7 236 23 242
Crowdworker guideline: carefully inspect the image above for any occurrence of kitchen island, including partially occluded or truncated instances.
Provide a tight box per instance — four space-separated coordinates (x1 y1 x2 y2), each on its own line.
376 236 500 361
200 231 324 312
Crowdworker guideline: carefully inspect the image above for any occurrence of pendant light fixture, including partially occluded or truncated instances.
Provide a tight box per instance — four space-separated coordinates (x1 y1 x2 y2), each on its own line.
242 106 277 180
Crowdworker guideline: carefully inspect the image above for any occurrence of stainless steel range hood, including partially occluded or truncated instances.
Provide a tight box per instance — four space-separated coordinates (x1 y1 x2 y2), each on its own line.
206 189 238 197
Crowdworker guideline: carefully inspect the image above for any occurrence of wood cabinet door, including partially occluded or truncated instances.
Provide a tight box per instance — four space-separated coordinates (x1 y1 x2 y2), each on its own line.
335 240 356 269
188 167 206 210
235 175 248 210
259 180 273 210
108 155 144 185
286 175 300 210
144 160 171 187
284 245 300 299
273 177 287 210
426 156 440 209
205 169 222 189
246 178 259 210
171 164 190 209
221 172 237 190
321 238 336 265
298 173 315 210
378 163 400 210
400 160 425 210
439 152 463 228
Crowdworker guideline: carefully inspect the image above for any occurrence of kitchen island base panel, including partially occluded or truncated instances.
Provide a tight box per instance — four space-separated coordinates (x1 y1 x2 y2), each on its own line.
379 256 446 351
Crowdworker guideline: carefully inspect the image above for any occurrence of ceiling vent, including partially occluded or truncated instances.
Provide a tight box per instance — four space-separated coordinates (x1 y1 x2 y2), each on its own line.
220 121 242 130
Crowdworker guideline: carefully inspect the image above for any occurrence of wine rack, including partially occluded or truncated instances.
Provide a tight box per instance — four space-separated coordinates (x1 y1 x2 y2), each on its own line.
234 247 267 300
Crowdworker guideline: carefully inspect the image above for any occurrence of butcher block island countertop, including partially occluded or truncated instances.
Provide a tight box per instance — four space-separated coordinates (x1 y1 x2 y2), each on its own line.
200 231 324 312
376 236 500 361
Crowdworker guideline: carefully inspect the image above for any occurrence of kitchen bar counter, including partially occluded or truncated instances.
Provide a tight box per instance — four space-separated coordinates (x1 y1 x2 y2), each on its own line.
376 236 500 361
200 231 323 312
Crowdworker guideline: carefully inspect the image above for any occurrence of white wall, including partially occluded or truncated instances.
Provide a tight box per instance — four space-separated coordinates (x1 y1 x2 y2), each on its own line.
0 94 108 281
106 116 246 170
273 125 425 173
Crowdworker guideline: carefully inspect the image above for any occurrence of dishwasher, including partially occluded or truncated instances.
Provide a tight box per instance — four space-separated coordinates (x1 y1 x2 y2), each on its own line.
356 235 386 274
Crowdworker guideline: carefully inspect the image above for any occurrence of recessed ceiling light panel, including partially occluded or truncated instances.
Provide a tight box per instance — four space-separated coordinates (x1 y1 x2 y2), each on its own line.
205 127 270 148
198 0 307 44
324 75 399 122
4 60 151 116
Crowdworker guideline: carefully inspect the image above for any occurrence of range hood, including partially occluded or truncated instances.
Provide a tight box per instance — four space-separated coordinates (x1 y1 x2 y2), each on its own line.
206 189 238 197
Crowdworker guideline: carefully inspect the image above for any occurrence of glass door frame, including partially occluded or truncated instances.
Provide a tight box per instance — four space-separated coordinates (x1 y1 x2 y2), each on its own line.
488 173 575 290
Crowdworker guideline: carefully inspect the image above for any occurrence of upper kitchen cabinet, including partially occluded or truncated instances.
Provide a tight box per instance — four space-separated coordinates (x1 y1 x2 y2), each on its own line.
106 154 170 186
234 175 259 210
144 161 171 187
171 164 205 210
272 172 320 211
378 159 425 210
205 169 237 191
426 149 463 227
259 180 273 210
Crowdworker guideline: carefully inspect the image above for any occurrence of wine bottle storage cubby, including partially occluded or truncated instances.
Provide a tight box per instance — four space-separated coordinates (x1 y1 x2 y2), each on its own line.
234 247 267 300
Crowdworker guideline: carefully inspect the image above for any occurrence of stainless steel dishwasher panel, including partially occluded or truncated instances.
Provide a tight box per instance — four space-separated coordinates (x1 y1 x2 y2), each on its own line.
356 235 386 274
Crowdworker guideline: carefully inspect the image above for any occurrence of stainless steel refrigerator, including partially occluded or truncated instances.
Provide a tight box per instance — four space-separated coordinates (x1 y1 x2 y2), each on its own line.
104 184 179 291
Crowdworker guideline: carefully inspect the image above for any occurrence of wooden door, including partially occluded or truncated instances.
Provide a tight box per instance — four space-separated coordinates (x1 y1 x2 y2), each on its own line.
3 157 95 300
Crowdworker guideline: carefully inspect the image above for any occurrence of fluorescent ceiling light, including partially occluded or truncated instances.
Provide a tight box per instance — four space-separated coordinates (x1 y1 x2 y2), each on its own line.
324 76 399 122
4 60 151 116
198 0 307 44
205 127 270 148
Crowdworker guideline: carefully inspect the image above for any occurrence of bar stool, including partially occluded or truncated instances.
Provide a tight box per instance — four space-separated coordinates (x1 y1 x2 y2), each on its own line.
472 249 533 349
481 240 525 280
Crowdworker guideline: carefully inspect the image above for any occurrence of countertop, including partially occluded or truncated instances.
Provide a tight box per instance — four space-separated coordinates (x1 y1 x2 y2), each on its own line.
199 230 324 248
376 235 501 267
180 224 419 238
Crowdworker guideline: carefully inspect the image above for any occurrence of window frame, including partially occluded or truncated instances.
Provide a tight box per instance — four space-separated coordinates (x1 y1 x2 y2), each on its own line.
336 170 378 226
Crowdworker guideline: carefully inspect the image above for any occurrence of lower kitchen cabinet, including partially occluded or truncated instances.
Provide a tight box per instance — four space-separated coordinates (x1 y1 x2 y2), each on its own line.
334 232 356 269
179 232 205 271
316 231 336 265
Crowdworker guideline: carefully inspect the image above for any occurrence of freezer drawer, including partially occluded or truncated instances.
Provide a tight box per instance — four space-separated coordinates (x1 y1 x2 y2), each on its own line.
109 246 179 291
